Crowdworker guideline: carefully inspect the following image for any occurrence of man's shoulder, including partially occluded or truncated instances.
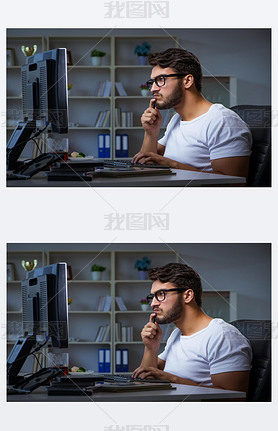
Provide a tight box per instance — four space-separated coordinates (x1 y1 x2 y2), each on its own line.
207 319 248 343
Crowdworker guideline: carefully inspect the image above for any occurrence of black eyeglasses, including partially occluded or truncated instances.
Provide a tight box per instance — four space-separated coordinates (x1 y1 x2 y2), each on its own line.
146 74 185 91
146 288 189 303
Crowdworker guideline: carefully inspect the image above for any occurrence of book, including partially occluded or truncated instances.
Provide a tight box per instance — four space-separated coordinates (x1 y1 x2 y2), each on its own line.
115 108 121 127
103 81 111 97
102 325 110 342
103 296 111 311
95 325 105 342
115 81 127 96
115 296 127 311
95 111 104 127
115 322 121 342
94 382 175 392
102 110 110 127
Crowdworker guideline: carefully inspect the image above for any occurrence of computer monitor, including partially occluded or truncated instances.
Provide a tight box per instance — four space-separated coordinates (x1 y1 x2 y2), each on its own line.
7 48 69 170
7 263 69 385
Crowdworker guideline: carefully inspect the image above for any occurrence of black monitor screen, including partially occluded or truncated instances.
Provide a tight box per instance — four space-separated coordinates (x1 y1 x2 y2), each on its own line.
22 262 69 348
7 48 68 170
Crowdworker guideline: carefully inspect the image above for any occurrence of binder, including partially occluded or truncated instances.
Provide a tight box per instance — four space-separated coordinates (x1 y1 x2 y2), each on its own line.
104 348 111 372
115 349 122 372
121 134 129 157
104 134 111 158
115 134 122 158
98 134 105 158
122 348 129 372
98 348 105 372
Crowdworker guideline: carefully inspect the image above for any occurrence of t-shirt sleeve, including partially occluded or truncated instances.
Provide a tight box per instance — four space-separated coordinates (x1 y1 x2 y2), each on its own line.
208 327 252 375
158 113 180 147
158 328 180 361
208 112 252 160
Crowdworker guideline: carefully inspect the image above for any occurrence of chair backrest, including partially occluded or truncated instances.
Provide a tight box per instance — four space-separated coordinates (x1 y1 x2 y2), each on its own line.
231 105 271 186
230 319 271 401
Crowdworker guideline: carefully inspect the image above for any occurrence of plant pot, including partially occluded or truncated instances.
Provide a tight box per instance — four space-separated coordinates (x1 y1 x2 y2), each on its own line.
140 89 149 96
138 56 148 66
141 303 149 311
138 270 148 280
91 57 102 66
91 271 102 281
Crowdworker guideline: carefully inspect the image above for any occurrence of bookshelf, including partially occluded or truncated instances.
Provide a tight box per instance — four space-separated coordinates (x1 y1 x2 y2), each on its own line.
7 247 237 374
7 31 237 160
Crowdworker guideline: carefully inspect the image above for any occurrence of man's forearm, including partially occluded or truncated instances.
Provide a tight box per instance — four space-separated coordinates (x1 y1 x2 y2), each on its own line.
140 346 159 368
141 132 159 153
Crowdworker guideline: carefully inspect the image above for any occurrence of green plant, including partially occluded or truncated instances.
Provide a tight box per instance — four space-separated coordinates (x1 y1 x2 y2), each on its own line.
140 83 149 90
140 297 149 304
134 256 151 271
91 49 106 57
91 264 106 272
134 42 151 56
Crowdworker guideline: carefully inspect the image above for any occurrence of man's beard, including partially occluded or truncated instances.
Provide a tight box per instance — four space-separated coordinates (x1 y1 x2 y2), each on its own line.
155 80 183 110
155 296 184 324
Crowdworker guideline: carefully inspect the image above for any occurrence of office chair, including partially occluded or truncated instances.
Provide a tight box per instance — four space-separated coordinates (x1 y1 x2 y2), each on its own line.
230 319 271 401
231 105 271 186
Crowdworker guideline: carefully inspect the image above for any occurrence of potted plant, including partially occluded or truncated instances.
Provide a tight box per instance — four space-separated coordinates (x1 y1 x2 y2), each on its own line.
140 83 149 97
140 297 150 311
68 298 72 308
90 49 106 66
91 264 106 280
134 256 151 280
134 42 151 65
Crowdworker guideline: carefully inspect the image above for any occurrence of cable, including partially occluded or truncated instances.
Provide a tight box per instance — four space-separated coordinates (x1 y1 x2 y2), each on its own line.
32 352 43 369
6 125 48 157
7 338 49 371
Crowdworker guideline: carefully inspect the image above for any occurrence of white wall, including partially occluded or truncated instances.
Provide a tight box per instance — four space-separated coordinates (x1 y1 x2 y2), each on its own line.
7 243 271 320
7 28 271 105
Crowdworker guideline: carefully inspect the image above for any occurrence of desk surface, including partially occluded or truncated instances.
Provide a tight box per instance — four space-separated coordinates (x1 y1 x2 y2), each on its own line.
7 384 246 402
7 169 246 187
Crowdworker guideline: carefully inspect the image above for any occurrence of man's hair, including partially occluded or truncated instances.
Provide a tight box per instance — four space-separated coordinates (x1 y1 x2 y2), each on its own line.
148 48 203 93
148 262 202 307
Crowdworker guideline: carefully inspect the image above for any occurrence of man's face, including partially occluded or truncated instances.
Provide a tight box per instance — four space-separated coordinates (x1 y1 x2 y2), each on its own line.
150 66 184 110
150 280 184 324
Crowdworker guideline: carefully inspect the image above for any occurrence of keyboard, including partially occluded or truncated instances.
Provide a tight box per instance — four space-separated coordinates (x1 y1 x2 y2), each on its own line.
57 373 170 384
103 160 170 169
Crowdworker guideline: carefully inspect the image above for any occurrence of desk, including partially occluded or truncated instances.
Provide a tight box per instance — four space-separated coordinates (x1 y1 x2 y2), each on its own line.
7 384 246 402
7 169 246 187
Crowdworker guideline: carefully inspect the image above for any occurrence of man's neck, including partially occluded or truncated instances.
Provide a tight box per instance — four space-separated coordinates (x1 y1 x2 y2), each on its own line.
175 93 213 122
175 307 213 336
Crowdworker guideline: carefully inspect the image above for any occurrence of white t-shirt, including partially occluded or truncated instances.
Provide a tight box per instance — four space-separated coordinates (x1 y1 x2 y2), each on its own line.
159 104 252 172
158 318 252 387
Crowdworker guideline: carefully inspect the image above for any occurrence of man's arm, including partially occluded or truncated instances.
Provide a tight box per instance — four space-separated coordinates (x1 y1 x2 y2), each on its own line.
132 152 249 178
132 367 249 393
132 313 163 374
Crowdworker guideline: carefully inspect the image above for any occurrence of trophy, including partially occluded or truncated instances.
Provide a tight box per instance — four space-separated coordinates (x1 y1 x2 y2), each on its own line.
21 259 38 272
21 45 37 62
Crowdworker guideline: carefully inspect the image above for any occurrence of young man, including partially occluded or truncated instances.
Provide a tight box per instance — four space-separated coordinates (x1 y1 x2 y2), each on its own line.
132 263 252 393
132 48 252 178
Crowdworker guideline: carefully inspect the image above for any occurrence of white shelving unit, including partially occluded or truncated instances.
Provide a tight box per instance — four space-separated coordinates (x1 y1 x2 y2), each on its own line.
7 31 237 160
7 247 237 373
